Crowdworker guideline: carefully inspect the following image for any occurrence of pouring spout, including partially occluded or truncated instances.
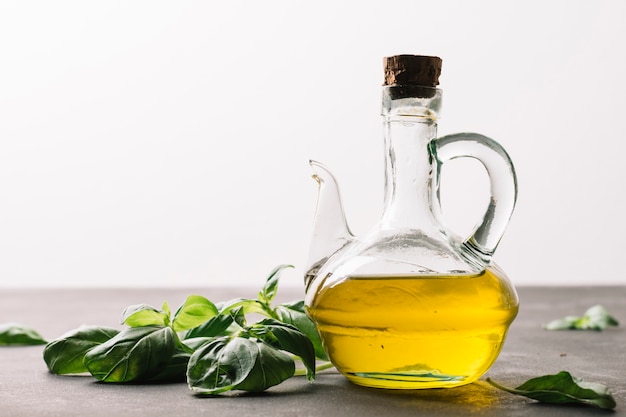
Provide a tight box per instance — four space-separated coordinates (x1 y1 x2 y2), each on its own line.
305 160 354 284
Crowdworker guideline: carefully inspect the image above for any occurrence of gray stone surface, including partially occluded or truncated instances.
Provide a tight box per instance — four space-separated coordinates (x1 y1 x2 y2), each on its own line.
1 286 624 416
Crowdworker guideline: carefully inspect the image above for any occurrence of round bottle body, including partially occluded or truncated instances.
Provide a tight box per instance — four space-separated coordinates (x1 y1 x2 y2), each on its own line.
307 266 519 389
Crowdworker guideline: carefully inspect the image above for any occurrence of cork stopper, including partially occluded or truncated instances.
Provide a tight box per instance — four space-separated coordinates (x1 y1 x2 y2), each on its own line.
383 55 442 87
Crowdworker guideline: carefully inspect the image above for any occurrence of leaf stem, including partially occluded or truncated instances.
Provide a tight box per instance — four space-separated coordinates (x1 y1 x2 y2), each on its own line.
486 377 517 394
294 362 335 376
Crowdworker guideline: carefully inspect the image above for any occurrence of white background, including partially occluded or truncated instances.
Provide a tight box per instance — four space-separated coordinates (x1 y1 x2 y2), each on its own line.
1 1 624 288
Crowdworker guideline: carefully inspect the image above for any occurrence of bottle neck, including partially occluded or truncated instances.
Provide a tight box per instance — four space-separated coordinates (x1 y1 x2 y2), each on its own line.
380 86 444 231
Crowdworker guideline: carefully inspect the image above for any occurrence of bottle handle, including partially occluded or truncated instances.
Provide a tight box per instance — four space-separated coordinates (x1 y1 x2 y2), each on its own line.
433 133 518 263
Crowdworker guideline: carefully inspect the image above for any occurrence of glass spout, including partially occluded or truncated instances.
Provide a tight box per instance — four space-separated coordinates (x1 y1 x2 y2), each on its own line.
305 160 354 286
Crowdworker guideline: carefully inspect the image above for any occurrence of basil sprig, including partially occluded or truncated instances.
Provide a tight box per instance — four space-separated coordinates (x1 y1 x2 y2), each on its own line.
544 305 619 331
43 264 329 394
487 371 616 410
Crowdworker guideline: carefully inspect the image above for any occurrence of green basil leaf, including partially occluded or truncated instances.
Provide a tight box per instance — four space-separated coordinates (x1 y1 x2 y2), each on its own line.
275 300 328 361
0 322 47 346
43 325 119 374
258 264 293 305
217 298 265 316
187 336 255 395
121 304 169 327
250 318 316 381
172 295 219 332
183 337 214 351
183 312 235 339
84 326 176 382
232 340 295 392
187 336 294 395
229 306 247 328
161 301 171 319
146 349 190 383
545 305 619 331
584 305 619 328
543 316 580 331
487 371 617 410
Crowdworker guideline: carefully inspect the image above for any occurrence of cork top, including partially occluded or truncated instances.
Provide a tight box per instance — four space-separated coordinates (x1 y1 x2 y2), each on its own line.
383 55 442 87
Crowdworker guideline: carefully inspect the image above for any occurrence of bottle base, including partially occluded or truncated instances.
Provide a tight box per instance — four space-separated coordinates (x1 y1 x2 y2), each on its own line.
345 371 472 389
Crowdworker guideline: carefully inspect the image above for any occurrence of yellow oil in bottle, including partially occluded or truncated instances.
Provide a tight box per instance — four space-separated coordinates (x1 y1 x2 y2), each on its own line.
307 267 519 389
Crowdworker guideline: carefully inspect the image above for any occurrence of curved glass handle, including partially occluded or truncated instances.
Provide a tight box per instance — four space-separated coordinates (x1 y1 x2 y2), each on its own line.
434 133 518 262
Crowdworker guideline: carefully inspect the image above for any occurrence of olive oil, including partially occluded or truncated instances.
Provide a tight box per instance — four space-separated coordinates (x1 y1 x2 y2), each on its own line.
307 267 518 389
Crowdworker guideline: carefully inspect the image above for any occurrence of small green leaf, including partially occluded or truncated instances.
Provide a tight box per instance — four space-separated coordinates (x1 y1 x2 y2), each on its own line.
275 300 328 361
487 371 617 410
183 312 235 339
249 318 316 381
182 337 215 351
121 304 170 327
545 305 619 331
162 301 171 319
187 336 295 395
258 264 293 305
172 295 219 332
43 325 119 374
84 326 176 382
218 298 266 316
229 306 247 328
543 316 579 330
0 323 47 346
584 305 619 328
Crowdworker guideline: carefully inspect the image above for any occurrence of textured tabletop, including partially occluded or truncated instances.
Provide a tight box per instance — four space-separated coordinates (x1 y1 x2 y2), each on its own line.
1 286 624 416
